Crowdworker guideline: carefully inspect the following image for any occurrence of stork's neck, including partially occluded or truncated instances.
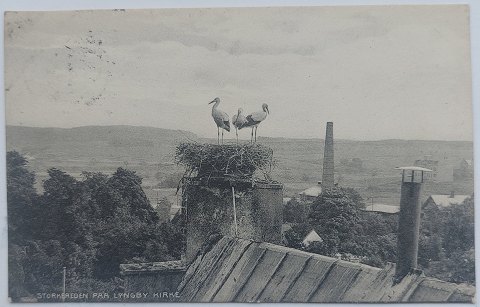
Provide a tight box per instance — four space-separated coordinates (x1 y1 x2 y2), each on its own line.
211 100 220 110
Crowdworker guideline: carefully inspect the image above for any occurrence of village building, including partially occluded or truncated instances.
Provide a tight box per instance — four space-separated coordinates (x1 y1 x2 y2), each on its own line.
298 182 322 202
301 229 323 248
361 203 399 215
454 159 474 180
423 192 470 209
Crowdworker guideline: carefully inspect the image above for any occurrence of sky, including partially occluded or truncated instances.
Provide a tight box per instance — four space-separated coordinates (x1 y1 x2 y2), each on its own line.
4 5 473 141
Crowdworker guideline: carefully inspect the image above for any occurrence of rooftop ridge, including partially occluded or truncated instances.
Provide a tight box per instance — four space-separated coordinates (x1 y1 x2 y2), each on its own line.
179 236 475 303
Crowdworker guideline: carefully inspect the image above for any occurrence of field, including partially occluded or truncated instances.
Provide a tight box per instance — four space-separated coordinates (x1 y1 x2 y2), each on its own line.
6 125 474 207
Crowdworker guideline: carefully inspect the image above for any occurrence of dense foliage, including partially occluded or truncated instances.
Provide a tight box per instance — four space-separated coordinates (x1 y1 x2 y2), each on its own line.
419 197 475 284
304 187 397 266
7 151 185 301
284 187 475 285
283 198 308 223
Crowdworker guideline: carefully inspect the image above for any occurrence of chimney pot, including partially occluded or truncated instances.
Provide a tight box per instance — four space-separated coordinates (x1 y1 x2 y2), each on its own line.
395 167 430 280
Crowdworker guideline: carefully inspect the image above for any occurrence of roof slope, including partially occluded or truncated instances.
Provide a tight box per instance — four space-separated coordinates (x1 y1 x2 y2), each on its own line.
302 229 323 245
429 195 470 207
361 204 400 214
178 237 475 303
299 185 322 197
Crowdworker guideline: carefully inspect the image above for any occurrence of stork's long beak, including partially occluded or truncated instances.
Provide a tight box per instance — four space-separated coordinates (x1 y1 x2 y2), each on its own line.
266 107 270 114
208 100 215 104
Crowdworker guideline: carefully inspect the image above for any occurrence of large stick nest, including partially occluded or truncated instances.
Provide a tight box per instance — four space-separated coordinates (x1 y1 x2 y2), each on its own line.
175 142 275 180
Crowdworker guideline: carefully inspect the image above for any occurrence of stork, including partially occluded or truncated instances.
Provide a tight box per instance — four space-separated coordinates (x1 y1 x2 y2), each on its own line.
244 103 269 143
208 97 230 144
232 108 247 143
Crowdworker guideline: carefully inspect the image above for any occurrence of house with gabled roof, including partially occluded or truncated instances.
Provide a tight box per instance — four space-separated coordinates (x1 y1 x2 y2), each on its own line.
301 229 323 247
361 203 400 214
424 192 470 209
299 182 322 202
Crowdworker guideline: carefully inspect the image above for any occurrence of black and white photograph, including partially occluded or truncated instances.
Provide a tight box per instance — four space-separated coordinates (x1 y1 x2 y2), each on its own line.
4 3 476 303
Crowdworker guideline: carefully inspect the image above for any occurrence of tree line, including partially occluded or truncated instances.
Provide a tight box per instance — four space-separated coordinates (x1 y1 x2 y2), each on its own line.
7 151 185 301
283 187 474 284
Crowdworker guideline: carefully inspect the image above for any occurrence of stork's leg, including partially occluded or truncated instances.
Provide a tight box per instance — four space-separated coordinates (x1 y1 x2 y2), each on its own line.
236 128 238 144
217 127 220 145
222 129 224 144
251 128 254 143
255 127 258 142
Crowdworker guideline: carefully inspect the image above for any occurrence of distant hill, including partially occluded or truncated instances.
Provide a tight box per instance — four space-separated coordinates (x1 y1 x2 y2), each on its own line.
7 125 197 161
6 125 197 190
6 125 474 203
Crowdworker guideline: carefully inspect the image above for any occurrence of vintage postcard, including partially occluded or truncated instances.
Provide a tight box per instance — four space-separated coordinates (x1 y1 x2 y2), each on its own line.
5 5 475 303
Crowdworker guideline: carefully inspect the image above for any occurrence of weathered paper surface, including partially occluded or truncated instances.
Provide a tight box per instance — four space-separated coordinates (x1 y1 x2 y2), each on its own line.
5 5 474 303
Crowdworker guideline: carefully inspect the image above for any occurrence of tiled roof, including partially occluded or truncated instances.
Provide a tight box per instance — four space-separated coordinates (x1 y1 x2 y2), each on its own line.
177 237 475 303
361 204 400 214
302 229 323 245
299 185 322 197
428 195 470 208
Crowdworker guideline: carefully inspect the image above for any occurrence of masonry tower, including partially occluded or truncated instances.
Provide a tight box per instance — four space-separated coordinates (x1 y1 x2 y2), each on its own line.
322 122 334 188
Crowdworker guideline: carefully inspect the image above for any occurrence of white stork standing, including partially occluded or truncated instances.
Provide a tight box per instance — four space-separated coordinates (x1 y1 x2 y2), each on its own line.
244 103 269 143
208 97 230 144
232 108 247 144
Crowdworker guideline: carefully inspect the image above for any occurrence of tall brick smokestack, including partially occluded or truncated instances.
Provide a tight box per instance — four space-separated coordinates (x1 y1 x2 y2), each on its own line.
322 122 334 188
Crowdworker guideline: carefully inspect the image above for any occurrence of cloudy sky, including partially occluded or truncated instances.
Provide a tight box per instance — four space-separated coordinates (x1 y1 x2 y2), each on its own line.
5 5 472 140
